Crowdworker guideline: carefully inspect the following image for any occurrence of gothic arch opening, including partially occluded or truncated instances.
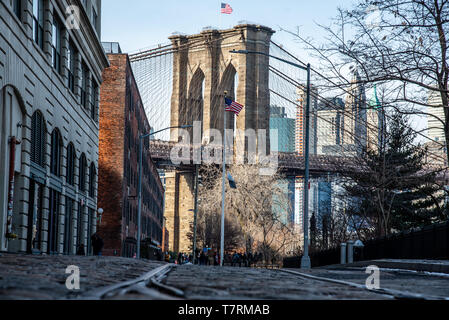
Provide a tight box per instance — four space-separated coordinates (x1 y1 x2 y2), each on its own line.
216 63 238 132
187 67 205 137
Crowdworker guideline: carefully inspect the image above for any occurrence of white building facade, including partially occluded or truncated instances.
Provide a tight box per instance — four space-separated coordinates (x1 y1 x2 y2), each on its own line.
0 0 108 254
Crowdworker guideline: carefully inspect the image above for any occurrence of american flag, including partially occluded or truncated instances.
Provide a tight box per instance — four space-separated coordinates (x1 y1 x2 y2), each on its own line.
221 3 233 14
225 97 244 116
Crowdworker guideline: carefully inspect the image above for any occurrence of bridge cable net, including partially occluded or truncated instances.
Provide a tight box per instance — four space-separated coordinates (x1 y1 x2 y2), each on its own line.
130 38 448 230
270 42 448 168
131 33 245 141
268 41 449 228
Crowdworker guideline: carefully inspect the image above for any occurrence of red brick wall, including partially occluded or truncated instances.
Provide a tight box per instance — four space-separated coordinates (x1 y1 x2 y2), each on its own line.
98 54 127 256
98 53 165 257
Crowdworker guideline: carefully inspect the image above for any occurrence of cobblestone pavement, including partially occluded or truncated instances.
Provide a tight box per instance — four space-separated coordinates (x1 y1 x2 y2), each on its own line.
0 253 166 300
1 254 448 300
311 266 449 298
162 265 392 300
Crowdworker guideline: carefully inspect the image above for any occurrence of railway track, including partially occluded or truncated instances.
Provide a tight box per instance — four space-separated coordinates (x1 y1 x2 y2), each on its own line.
81 264 449 300
82 264 185 300
280 268 449 300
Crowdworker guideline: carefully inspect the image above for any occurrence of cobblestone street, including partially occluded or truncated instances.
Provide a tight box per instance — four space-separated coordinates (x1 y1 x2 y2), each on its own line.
1 254 449 300
0 254 166 299
162 265 388 300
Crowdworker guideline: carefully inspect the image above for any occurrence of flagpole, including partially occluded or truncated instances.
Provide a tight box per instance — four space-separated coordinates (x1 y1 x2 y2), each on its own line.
220 92 227 267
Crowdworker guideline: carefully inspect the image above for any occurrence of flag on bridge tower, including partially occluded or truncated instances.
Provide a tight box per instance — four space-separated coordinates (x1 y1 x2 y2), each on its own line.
221 3 233 14
225 97 244 116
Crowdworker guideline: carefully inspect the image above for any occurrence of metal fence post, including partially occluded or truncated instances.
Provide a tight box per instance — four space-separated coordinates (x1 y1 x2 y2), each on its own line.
340 243 347 264
347 241 354 264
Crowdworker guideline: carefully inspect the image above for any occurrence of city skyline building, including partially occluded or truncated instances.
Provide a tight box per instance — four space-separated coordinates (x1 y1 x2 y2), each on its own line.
270 106 295 153
427 88 446 144
343 68 367 155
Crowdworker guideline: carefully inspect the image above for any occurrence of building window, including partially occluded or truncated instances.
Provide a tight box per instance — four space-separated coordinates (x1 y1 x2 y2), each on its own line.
50 129 63 176
79 153 87 192
89 163 96 198
32 0 44 49
91 7 98 32
76 201 84 253
13 0 21 20
91 80 98 121
66 143 76 186
81 63 88 109
67 41 77 93
51 14 62 74
48 188 60 255
64 197 74 255
31 111 46 167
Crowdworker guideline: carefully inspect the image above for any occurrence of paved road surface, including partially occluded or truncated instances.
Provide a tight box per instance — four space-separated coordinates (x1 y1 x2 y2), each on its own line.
1 254 448 300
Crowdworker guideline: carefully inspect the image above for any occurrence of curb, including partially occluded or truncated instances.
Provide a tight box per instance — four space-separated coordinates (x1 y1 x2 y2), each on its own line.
323 260 449 274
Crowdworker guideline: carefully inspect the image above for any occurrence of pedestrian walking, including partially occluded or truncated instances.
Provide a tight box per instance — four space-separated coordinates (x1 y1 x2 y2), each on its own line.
231 252 239 267
91 233 104 256
214 252 219 266
199 251 206 265
178 252 183 265
76 244 85 256
208 249 214 266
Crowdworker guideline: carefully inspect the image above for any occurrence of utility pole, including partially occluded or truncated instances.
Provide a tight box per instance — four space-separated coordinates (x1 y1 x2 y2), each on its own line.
300 64 312 270
220 91 228 267
192 163 199 264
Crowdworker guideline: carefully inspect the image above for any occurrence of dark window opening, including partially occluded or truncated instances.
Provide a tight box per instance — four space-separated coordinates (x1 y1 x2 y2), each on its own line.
52 14 62 74
50 129 62 176
66 143 76 185
79 153 87 192
31 111 46 167
32 0 44 49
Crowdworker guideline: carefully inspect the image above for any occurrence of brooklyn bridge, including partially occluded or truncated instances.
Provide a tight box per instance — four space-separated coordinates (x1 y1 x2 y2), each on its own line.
128 24 448 253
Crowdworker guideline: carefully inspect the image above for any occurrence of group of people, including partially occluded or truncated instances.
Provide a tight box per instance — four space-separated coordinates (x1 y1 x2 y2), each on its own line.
197 249 220 266
75 233 104 256
228 252 262 267
176 252 194 265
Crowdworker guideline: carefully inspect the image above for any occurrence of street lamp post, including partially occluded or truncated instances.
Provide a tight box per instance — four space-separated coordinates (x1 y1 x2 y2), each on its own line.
192 163 199 264
230 49 312 269
137 125 192 259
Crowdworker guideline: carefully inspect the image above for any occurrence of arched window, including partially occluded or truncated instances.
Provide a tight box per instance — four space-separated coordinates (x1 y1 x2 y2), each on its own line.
50 129 63 176
89 163 96 198
79 153 87 192
66 143 76 186
31 111 46 167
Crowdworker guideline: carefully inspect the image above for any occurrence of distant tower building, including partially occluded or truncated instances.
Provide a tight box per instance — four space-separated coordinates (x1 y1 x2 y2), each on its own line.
427 89 446 144
270 106 295 153
296 86 318 156
367 85 386 152
272 178 296 226
316 98 345 155
343 68 367 154
426 89 447 166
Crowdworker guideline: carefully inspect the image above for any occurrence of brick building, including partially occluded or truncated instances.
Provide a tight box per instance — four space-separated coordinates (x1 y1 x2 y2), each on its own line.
98 42 164 258
0 0 108 254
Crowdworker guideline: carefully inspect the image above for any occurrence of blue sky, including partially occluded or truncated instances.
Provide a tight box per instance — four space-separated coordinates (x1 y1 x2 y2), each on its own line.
100 1 427 139
101 0 353 54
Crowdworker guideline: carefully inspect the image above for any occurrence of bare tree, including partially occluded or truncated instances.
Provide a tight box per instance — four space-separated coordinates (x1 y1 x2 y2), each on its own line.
282 0 449 159
195 164 299 264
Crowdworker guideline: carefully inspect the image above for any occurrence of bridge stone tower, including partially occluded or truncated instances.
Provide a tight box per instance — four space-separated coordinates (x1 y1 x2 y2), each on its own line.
165 24 274 253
